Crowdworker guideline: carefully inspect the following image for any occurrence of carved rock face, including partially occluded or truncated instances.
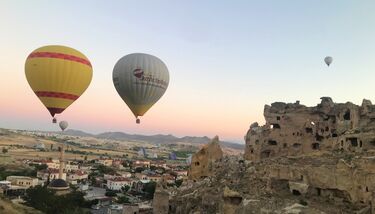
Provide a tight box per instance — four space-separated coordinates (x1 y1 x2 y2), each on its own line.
244 97 375 161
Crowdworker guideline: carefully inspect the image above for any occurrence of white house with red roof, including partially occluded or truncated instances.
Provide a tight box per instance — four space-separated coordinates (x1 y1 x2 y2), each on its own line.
106 177 134 191
67 170 88 184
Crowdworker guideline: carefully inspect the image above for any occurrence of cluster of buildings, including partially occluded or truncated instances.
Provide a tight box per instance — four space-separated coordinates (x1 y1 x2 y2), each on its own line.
0 151 189 209
95 158 188 191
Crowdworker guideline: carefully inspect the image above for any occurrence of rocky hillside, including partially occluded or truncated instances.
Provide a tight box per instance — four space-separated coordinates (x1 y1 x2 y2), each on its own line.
170 153 371 214
168 98 375 214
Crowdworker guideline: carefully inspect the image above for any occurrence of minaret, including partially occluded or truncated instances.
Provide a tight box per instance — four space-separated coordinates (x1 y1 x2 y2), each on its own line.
58 121 68 180
59 144 65 179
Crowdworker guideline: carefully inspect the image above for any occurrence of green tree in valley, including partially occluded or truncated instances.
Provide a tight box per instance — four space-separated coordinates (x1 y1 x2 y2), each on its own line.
144 181 157 199
2 147 8 154
117 196 129 204
121 185 130 193
105 190 117 197
23 186 88 214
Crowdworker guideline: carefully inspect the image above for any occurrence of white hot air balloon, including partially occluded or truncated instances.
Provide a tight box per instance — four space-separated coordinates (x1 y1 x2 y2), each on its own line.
59 121 68 131
113 53 170 123
324 56 333 67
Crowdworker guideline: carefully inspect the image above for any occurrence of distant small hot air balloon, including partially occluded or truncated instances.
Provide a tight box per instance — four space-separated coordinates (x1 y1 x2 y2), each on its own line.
59 121 68 131
324 56 333 67
113 53 170 124
25 45 93 123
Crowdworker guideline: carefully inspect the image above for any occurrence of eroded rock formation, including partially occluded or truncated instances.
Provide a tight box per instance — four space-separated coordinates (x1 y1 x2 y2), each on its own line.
169 98 375 213
188 136 223 180
152 176 170 214
244 97 375 161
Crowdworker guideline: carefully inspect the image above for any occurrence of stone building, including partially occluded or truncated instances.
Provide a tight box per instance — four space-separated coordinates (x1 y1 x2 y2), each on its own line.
188 136 223 180
6 176 38 188
244 97 375 161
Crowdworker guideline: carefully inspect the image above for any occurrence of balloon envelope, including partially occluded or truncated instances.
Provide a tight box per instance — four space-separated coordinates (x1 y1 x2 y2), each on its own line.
113 53 169 119
324 56 333 66
59 121 68 131
25 45 93 119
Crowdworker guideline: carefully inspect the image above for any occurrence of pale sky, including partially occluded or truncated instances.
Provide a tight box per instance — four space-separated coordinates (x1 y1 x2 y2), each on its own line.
1 1 375 143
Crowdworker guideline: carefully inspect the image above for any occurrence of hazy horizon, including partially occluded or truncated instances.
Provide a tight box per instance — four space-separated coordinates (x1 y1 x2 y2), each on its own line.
2 1 375 142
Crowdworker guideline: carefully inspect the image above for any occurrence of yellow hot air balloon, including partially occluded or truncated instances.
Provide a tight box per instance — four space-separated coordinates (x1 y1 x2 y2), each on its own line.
25 45 93 123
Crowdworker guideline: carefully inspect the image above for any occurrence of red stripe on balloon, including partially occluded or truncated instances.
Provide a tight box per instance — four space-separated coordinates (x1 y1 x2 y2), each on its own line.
35 91 79 101
47 107 65 117
28 52 92 67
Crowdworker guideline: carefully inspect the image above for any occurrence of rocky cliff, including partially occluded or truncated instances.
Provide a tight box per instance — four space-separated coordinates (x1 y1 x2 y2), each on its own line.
168 98 375 214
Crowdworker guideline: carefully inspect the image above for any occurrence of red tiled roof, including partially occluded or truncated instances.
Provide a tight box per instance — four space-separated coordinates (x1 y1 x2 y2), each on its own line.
74 171 87 176
108 177 132 182
39 168 60 173
148 175 161 178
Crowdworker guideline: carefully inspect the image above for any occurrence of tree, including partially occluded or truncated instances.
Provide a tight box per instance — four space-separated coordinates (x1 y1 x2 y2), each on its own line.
23 186 88 214
96 165 116 175
34 164 48 171
105 190 117 197
175 179 183 187
144 181 157 199
23 186 55 212
134 167 145 173
2 147 8 154
117 196 129 204
121 185 130 193
84 156 88 161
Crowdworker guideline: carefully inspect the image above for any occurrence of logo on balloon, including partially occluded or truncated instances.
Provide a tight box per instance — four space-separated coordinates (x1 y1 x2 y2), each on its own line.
133 68 144 79
133 68 168 89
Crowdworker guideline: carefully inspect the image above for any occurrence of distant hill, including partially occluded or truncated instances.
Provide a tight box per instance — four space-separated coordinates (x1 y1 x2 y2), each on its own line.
61 129 244 150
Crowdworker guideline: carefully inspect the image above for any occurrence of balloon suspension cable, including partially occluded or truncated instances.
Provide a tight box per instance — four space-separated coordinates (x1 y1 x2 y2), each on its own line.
52 117 57 123
136 117 140 124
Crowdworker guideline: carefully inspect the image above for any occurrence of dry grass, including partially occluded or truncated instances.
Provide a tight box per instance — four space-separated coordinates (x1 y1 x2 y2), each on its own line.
0 197 42 214
0 131 139 161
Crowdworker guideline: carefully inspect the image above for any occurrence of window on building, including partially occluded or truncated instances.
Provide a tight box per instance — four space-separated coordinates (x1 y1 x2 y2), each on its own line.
260 150 271 159
270 124 281 129
292 190 301 195
344 110 351 120
312 143 320 150
315 134 324 142
305 128 313 134
316 188 321 196
347 138 358 147
268 140 277 146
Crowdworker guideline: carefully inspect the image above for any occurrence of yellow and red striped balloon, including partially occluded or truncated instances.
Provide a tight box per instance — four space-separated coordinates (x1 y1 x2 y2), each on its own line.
25 45 93 122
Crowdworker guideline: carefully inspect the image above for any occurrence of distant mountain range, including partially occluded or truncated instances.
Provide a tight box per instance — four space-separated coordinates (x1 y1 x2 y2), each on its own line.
59 129 245 150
